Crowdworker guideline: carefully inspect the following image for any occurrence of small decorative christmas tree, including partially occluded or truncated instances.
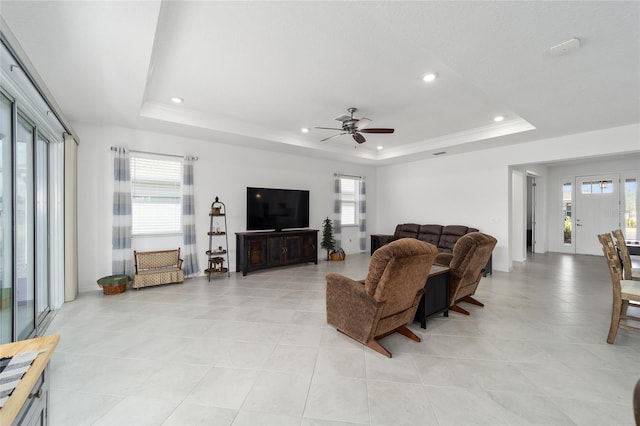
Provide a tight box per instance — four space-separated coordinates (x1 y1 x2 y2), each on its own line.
321 217 336 261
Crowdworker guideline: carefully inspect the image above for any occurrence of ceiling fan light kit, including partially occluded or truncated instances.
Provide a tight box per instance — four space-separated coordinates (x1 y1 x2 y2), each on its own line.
315 107 394 144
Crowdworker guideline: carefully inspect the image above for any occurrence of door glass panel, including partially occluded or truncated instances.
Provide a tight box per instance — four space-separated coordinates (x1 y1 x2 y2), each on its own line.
581 179 613 194
36 133 49 320
16 115 34 340
625 179 637 241
0 95 12 343
562 183 572 244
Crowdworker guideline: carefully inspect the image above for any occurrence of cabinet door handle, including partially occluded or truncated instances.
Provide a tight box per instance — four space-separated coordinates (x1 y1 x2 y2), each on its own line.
29 389 43 399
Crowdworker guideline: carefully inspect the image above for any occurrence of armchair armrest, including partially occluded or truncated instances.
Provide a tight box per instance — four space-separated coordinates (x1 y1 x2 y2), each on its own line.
178 258 183 269
326 273 381 342
326 273 370 302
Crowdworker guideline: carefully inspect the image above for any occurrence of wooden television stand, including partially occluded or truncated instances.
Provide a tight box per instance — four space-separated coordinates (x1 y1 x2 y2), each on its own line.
236 229 318 276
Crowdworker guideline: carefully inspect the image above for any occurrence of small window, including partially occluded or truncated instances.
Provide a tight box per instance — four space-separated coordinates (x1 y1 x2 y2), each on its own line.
625 178 637 241
581 179 613 194
563 182 572 244
131 156 183 235
340 177 359 226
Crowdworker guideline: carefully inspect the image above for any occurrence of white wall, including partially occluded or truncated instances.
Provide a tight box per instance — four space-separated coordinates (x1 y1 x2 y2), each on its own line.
75 122 639 287
375 124 640 272
376 150 511 270
75 122 376 291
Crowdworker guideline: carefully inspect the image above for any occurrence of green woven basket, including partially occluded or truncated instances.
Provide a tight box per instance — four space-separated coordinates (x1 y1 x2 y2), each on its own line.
97 274 130 295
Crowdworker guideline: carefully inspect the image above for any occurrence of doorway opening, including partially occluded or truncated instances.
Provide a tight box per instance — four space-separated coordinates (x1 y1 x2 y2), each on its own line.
527 175 536 253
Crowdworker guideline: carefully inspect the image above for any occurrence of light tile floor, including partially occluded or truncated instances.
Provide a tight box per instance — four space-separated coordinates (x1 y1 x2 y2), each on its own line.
46 252 640 425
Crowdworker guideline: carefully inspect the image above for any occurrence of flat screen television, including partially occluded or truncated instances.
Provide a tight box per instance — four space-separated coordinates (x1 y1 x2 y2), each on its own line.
246 187 310 231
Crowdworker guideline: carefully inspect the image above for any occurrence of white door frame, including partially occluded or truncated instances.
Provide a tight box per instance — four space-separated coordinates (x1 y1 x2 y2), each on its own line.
511 169 526 262
574 173 621 255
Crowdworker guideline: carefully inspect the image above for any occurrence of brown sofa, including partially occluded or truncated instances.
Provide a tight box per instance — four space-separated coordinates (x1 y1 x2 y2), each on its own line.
371 224 492 275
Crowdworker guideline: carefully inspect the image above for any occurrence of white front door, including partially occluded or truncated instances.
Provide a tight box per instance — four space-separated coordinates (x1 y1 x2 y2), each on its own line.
575 174 621 255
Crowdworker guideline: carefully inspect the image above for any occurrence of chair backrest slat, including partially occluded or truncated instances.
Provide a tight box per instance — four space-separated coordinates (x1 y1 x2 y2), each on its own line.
612 229 633 280
597 233 622 297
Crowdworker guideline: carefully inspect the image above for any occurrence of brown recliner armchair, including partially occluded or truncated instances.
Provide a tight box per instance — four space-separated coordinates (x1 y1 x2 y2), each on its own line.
325 238 438 357
434 232 497 315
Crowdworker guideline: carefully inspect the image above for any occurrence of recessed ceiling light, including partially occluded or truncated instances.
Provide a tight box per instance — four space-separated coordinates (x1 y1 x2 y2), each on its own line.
301 128 309 133
377 145 384 150
171 97 184 104
494 115 505 122
422 73 437 83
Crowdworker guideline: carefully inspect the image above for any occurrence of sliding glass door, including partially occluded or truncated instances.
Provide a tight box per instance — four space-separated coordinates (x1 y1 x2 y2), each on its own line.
0 94 12 343
36 133 50 322
0 93 53 343
1 38 61 343
16 114 35 340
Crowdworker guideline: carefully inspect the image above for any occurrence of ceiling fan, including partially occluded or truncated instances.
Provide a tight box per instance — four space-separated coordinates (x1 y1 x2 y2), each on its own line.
315 107 394 144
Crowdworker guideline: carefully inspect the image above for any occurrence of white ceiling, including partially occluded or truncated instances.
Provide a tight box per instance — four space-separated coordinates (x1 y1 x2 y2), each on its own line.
1 1 639 164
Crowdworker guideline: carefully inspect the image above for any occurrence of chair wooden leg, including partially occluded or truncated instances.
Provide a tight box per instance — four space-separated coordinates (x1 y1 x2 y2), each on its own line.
367 339 392 358
396 325 421 342
607 298 623 344
461 296 484 307
449 304 470 315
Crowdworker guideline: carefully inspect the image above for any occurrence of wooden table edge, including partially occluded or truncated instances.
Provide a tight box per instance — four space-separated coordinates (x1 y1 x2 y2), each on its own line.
0 334 60 425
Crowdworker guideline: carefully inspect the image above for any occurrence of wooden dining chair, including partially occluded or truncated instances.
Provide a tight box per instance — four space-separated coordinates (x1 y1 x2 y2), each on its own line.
611 229 640 281
597 233 640 344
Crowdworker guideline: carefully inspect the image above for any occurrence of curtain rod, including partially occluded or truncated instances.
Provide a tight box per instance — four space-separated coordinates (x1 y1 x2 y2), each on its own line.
110 147 198 161
1 23 77 141
334 173 363 179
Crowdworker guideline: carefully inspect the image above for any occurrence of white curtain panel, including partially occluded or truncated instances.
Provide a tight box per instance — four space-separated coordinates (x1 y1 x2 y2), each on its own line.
65 134 79 301
112 147 132 276
333 174 342 249
359 177 367 251
181 156 199 276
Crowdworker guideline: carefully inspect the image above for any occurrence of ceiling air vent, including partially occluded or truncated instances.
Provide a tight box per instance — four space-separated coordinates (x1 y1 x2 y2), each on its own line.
549 38 580 56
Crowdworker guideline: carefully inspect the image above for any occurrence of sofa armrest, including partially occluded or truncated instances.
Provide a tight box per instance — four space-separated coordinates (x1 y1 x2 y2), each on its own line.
370 234 397 255
434 253 453 267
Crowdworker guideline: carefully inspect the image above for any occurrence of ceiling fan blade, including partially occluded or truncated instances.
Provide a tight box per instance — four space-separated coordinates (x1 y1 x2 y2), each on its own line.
360 128 395 134
321 133 346 142
353 133 366 144
315 126 344 131
356 117 372 130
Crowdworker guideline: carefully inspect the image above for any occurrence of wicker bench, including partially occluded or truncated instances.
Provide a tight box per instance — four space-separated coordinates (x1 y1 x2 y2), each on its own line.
133 248 184 289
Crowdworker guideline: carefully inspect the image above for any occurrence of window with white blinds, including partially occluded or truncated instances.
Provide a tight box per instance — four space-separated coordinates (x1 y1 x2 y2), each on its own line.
131 156 183 235
340 177 359 226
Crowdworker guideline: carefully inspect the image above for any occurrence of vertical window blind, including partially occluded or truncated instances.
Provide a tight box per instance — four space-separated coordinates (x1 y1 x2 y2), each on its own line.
131 156 183 235
340 177 358 226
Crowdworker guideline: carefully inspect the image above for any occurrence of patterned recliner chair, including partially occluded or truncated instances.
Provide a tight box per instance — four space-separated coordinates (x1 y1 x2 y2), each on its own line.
325 238 437 357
